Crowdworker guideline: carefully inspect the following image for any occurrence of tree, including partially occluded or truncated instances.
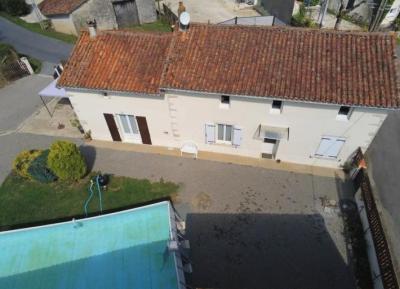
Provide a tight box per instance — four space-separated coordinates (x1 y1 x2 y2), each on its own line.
47 141 87 181
0 0 30 16
334 0 367 30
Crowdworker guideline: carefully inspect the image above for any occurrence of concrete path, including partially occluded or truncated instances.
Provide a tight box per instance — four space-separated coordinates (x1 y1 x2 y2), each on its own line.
0 74 53 133
0 17 73 63
366 111 400 274
78 142 355 289
160 0 259 23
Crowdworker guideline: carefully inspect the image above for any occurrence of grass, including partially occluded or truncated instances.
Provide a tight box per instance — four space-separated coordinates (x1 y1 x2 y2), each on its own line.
0 12 77 44
0 173 179 229
127 19 172 33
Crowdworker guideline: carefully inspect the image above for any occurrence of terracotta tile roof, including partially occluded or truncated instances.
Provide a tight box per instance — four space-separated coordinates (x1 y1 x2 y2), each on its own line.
60 24 399 108
58 31 172 94
39 0 88 16
161 24 399 108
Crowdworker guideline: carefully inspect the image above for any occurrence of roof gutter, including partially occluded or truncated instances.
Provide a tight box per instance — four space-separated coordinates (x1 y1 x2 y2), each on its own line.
160 87 400 111
61 85 163 98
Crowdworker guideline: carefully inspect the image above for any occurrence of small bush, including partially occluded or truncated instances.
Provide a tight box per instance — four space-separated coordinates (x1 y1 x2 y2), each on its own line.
47 141 87 181
291 4 318 27
13 150 42 179
0 0 30 16
28 150 57 183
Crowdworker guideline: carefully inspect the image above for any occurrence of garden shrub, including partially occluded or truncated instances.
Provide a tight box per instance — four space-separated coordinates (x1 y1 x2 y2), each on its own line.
28 150 57 183
13 150 42 179
0 0 30 16
47 141 87 181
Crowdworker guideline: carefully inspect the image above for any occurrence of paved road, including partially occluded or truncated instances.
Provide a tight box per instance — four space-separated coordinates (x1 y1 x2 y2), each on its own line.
366 111 400 273
0 74 53 132
0 17 72 63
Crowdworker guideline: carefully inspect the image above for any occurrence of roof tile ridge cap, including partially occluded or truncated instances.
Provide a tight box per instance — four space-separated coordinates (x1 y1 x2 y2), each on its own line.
159 30 178 90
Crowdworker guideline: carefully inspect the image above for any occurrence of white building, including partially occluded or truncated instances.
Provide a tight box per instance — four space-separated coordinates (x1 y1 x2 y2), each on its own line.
58 24 399 168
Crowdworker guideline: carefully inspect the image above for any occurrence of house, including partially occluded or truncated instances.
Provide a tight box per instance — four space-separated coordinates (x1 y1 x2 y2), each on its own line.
38 0 157 35
58 24 399 168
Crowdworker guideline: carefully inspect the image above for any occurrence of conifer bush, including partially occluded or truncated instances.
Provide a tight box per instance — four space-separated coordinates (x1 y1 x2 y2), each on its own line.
13 150 42 179
47 141 87 181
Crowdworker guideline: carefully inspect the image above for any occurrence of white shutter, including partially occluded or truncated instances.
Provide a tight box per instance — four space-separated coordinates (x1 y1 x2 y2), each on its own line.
315 137 334 157
327 138 345 158
315 136 345 158
205 123 216 144
232 126 242 147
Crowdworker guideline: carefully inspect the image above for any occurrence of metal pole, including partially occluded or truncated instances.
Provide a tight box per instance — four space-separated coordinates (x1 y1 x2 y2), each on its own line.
370 0 388 31
31 0 45 30
318 0 330 28
40 95 53 117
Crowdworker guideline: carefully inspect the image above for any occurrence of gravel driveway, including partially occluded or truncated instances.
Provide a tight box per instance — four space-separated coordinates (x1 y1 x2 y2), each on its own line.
81 144 356 289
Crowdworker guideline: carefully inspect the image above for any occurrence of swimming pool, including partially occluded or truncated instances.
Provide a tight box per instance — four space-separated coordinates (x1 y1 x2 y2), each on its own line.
0 201 184 289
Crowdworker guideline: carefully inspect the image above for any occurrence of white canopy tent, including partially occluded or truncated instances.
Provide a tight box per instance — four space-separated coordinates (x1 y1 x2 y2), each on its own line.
38 79 68 116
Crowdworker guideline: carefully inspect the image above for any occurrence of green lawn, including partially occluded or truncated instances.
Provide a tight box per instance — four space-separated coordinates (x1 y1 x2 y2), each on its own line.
0 12 77 44
127 20 172 33
0 173 179 229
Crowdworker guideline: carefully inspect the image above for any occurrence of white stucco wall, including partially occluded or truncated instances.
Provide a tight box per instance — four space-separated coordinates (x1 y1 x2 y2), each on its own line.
67 88 388 168
50 15 78 35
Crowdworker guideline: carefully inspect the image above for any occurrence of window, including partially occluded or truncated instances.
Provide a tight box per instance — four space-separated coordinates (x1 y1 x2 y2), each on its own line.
315 136 345 159
220 95 230 109
221 95 230 104
263 138 277 144
217 124 233 142
270 100 283 114
337 106 351 121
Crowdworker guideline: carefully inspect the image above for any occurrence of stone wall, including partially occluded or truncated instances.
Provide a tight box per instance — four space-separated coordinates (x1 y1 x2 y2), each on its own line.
70 0 157 33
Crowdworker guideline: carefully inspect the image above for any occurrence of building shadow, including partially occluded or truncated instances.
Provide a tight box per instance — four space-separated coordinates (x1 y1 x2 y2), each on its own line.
185 213 355 289
79 145 96 172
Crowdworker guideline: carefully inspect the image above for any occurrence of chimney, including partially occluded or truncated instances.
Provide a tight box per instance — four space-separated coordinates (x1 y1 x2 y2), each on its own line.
177 1 186 17
87 19 97 38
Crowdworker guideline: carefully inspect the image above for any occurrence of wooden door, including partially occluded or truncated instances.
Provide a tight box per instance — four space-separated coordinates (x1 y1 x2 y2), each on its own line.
136 116 152 145
104 113 121 141
113 0 139 28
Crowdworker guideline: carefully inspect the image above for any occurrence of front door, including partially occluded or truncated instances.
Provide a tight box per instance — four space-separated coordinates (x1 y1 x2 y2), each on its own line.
117 114 142 144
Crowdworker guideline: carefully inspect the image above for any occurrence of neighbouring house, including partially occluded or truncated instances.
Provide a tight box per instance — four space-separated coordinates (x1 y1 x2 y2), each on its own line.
57 24 399 168
38 0 157 35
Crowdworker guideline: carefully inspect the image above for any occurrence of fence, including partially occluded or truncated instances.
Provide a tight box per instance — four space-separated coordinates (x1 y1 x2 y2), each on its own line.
218 15 286 26
162 3 178 25
1 58 31 82
352 150 399 289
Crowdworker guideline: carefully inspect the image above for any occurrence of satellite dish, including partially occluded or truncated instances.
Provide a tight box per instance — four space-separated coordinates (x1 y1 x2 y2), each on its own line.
179 12 190 26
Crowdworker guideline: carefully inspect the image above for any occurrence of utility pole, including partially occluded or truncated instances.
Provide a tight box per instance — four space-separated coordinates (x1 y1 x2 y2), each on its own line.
369 0 389 31
334 0 345 30
318 0 329 28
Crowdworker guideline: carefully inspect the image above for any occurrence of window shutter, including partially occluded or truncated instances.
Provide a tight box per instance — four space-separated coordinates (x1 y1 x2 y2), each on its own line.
205 123 216 144
232 126 242 147
315 137 332 156
327 138 345 158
